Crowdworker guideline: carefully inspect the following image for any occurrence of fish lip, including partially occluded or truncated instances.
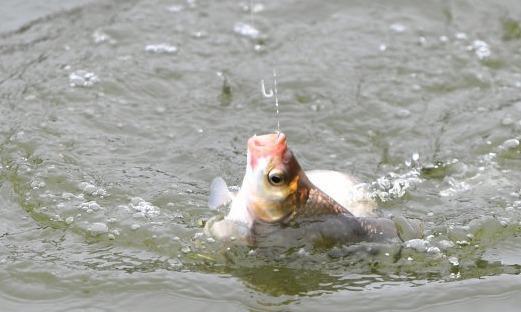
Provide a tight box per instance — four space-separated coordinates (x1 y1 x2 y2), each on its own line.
248 132 286 149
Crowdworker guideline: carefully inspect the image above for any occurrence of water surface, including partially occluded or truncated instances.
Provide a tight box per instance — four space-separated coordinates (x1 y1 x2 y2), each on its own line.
1 0 521 310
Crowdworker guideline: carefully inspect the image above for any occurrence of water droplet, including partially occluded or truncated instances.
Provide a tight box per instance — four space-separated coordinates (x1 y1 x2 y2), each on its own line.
448 256 459 266
167 5 184 12
467 40 491 59
92 30 114 44
404 239 428 252
233 22 259 39
145 44 178 54
454 32 468 40
69 70 99 87
502 117 514 126
426 246 441 254
500 138 519 150
395 108 411 118
390 23 406 33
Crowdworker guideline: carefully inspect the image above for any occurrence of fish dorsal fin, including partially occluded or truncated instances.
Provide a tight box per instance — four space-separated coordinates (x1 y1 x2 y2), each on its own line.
208 177 233 210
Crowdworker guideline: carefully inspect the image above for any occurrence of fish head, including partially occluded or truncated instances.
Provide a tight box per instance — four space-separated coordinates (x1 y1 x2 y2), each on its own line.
240 132 303 223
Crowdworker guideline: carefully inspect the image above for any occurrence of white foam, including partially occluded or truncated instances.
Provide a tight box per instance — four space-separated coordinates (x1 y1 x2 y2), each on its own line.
129 197 160 218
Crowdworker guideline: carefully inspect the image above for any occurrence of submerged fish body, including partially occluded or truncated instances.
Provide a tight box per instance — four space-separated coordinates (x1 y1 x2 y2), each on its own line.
206 132 419 246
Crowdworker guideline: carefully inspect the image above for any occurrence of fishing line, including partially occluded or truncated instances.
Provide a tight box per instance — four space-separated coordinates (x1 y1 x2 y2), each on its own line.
251 0 281 135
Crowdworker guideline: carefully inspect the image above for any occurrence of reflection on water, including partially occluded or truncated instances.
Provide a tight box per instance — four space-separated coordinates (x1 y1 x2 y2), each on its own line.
1 0 521 310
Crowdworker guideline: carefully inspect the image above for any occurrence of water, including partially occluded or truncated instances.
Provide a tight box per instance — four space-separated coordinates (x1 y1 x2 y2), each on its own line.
1 0 521 310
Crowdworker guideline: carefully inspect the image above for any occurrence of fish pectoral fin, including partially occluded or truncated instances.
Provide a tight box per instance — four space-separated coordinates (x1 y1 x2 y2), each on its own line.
208 177 233 209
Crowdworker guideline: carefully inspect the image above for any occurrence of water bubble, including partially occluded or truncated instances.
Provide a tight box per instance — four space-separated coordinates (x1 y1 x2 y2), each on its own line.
438 240 455 250
81 183 97 195
145 44 178 54
251 3 265 13
80 201 102 212
129 197 160 218
372 170 421 201
467 40 491 60
193 232 204 240
440 178 471 197
448 256 459 266
69 70 99 87
426 246 441 255
181 246 191 253
454 32 468 40
233 22 259 39
449 272 461 279
297 248 309 256
456 240 469 246
130 224 141 230
379 43 387 51
395 108 411 118
79 182 107 197
168 258 183 268
167 5 184 12
439 35 449 43
191 31 207 38
92 30 114 44
500 138 520 150
89 222 109 234
404 239 429 252
65 216 74 225
390 23 406 33
502 117 514 126
418 36 427 45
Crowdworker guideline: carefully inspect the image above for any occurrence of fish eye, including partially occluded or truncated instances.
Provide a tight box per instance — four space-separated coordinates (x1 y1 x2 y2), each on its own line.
268 169 285 186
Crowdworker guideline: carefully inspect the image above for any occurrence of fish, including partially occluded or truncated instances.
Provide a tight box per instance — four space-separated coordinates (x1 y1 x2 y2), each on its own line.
205 132 422 246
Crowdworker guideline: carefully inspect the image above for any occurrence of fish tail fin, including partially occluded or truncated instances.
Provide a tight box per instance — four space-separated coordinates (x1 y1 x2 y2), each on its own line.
208 177 233 210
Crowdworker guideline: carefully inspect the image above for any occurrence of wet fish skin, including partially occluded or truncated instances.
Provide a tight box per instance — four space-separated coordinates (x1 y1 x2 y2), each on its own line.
206 132 420 246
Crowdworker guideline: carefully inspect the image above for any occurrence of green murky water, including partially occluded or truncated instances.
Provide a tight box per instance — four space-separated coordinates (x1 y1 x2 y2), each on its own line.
1 0 521 310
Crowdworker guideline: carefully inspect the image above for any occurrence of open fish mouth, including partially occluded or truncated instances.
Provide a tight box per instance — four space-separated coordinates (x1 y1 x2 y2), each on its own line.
247 132 287 169
248 132 286 148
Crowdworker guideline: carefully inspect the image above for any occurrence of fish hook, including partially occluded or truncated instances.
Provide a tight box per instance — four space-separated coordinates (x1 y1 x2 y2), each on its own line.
261 79 274 98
